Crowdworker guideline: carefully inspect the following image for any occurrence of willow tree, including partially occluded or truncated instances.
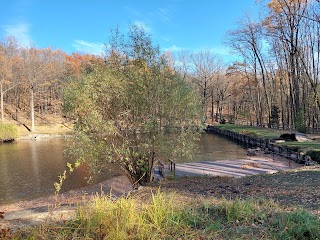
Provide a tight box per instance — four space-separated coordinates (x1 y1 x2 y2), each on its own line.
64 25 201 185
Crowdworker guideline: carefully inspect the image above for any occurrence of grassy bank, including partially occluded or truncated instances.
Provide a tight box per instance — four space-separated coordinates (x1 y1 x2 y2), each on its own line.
0 124 18 141
8 167 320 239
214 124 281 140
214 124 320 161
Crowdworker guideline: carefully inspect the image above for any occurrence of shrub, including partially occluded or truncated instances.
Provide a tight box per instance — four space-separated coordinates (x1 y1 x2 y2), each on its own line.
306 150 320 163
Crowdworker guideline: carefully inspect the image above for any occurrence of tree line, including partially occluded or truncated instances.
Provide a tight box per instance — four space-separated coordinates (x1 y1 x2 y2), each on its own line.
226 0 320 133
174 0 320 133
0 36 104 131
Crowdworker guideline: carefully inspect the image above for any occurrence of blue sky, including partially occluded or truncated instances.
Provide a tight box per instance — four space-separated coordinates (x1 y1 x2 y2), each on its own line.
0 0 260 62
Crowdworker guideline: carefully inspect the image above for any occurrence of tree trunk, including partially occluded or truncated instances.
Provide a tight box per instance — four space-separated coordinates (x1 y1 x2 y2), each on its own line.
1 83 4 124
211 93 214 123
30 86 35 132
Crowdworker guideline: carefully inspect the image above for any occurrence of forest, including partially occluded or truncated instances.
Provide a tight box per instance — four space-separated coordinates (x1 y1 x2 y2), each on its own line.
1 0 320 134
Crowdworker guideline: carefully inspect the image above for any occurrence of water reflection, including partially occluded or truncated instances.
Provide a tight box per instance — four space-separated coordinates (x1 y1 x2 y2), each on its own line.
0 139 122 205
193 133 247 162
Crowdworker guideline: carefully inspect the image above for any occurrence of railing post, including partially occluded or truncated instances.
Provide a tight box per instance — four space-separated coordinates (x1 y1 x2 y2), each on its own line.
168 159 176 176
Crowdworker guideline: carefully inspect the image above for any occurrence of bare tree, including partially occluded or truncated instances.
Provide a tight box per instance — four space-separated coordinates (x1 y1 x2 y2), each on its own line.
190 50 221 123
0 37 19 124
20 47 65 131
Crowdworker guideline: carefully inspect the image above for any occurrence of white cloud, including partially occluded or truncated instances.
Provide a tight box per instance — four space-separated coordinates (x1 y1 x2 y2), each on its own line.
3 22 32 47
72 40 106 55
163 45 185 52
157 8 171 22
132 21 152 33
162 45 240 63
208 46 241 63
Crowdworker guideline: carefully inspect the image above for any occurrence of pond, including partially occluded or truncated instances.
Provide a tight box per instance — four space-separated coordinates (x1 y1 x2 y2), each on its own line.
0 133 247 205
194 133 247 162
0 138 123 205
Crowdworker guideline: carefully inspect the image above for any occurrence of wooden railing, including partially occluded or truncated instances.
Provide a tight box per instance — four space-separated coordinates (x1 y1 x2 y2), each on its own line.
168 159 176 176
206 125 307 164
157 160 164 177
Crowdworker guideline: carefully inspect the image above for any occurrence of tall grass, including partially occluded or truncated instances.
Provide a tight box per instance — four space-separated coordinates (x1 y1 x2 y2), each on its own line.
12 192 320 239
0 123 18 141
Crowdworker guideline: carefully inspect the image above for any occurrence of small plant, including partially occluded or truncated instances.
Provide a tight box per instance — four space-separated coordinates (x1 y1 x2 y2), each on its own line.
0 227 12 239
305 150 320 163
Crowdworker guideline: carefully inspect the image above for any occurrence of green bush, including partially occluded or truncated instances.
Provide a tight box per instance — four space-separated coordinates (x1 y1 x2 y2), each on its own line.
0 124 18 141
306 150 320 163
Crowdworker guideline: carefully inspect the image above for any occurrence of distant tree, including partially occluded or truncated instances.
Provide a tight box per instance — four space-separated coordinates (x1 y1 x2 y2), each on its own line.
20 47 65 131
0 37 19 124
190 50 220 123
65 53 105 79
270 105 280 128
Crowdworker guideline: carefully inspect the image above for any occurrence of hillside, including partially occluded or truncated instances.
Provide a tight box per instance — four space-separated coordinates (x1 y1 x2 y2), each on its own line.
2 104 73 137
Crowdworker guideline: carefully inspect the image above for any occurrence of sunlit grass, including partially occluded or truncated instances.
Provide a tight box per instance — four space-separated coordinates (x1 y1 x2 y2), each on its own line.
0 123 18 141
215 124 280 139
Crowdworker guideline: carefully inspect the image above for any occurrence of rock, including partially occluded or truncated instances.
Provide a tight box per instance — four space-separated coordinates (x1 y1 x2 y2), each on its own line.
279 133 297 141
247 148 256 156
295 133 313 142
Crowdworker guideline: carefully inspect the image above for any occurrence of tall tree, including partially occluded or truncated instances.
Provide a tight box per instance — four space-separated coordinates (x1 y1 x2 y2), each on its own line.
0 37 19 124
190 50 220 123
20 47 65 131
64 25 201 185
265 0 308 126
227 14 271 126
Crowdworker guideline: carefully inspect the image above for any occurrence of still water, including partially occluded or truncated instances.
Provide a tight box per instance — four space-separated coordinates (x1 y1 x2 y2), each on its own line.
0 133 247 205
194 133 247 162
0 139 123 205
